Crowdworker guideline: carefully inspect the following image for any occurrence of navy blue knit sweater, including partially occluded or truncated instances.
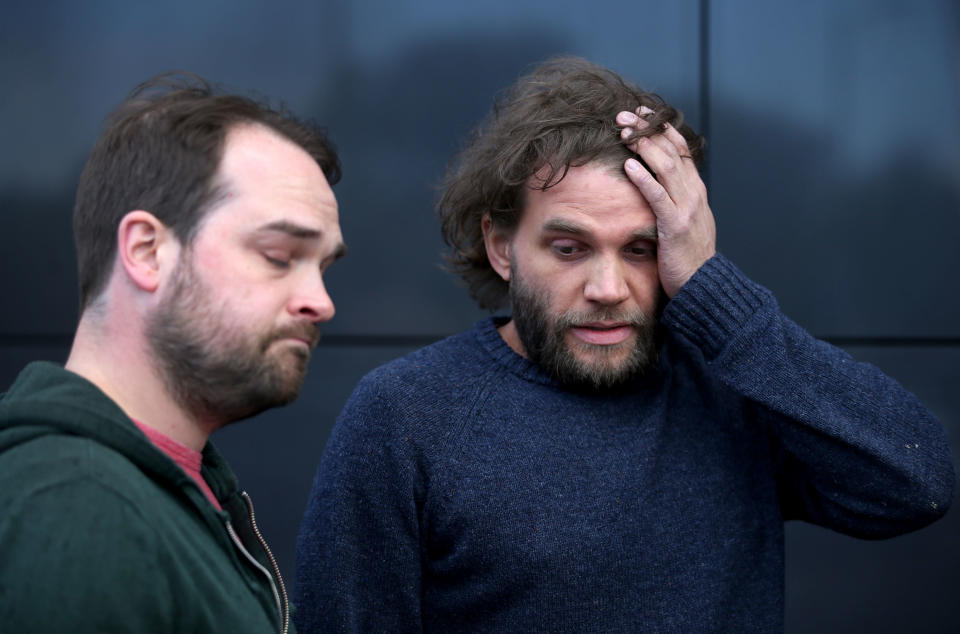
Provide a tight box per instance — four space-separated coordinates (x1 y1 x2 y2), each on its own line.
295 255 954 633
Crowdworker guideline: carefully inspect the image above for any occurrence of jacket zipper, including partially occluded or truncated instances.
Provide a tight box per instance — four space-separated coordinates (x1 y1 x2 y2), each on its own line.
224 491 290 634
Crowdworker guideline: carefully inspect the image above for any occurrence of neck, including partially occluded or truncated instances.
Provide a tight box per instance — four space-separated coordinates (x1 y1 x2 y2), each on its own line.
66 311 215 451
497 319 528 358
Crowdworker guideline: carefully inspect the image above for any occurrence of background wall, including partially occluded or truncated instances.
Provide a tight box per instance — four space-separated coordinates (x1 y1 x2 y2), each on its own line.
2 1 958 631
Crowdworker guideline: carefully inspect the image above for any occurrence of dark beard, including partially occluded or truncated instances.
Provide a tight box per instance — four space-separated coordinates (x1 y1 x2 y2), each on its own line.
509 268 661 394
145 256 317 425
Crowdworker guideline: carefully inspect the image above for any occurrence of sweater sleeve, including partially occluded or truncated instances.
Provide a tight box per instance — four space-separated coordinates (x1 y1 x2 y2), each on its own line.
661 254 955 538
295 371 425 633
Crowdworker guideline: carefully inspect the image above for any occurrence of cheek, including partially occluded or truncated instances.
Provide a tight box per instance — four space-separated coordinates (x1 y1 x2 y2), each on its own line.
195 255 268 304
630 267 662 311
191 235 261 278
538 276 581 315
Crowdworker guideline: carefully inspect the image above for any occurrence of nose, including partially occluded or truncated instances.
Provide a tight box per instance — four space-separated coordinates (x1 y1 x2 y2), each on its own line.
288 272 335 323
583 256 629 306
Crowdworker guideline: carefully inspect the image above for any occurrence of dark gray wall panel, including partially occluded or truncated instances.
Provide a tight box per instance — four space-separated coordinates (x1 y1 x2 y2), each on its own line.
1 0 341 336
2 1 957 629
785 345 960 633
708 0 960 338
1 0 702 338
786 517 958 633
0 344 71 389
211 343 419 589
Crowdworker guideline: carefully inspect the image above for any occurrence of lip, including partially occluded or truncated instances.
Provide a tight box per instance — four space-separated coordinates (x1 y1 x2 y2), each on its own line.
278 336 312 348
569 322 635 346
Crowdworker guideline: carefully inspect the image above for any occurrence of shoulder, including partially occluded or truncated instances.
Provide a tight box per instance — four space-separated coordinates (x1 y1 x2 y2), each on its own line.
0 434 165 566
329 324 502 459
0 432 175 525
376 325 491 379
0 430 190 572
0 451 179 631
0 424 200 552
347 324 496 411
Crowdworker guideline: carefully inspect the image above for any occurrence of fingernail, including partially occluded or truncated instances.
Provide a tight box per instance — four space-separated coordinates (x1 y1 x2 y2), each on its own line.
639 105 655 115
617 111 638 124
625 158 641 172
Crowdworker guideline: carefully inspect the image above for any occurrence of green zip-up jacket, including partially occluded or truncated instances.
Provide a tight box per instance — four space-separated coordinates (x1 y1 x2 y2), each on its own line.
0 362 294 633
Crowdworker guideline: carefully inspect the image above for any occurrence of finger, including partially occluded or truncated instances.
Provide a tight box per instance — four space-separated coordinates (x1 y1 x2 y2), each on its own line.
616 105 655 125
634 106 653 120
661 123 691 156
661 123 705 188
645 130 682 158
659 123 700 177
616 110 649 130
643 126 702 187
623 157 673 217
620 126 643 155
632 135 691 198
617 108 655 154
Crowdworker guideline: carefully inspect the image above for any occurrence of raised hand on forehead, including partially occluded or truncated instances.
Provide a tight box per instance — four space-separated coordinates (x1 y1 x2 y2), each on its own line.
616 106 716 298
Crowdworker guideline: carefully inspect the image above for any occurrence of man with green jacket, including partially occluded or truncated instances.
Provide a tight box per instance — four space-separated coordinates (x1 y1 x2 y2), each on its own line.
0 73 346 633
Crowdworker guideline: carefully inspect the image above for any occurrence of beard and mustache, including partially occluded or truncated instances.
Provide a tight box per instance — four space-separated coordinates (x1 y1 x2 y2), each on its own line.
145 253 319 426
509 264 663 394
143 243 657 417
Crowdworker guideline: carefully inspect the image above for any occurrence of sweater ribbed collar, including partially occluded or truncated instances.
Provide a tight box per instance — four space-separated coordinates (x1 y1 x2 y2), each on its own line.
474 316 558 386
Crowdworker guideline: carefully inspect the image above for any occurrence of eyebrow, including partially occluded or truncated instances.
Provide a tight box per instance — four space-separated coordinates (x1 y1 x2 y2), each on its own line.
542 218 658 241
256 220 348 261
256 220 323 239
629 226 658 241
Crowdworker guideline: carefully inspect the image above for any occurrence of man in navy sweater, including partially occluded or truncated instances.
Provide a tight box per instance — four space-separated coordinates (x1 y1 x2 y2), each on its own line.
294 57 955 632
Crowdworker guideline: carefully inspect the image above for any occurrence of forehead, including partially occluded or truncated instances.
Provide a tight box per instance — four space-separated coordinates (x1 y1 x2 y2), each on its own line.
520 162 655 232
201 123 340 236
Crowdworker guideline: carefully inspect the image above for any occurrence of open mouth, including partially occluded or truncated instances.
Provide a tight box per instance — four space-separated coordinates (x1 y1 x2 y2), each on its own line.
569 322 634 346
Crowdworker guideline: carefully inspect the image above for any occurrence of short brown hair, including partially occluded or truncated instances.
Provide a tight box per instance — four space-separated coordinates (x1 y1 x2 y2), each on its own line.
438 57 703 310
73 72 340 312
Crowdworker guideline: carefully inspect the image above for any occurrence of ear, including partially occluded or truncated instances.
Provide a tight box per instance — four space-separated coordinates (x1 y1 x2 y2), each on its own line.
117 211 175 294
482 214 512 282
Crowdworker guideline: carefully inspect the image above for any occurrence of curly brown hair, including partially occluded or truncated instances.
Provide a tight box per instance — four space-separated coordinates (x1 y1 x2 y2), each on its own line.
438 56 703 310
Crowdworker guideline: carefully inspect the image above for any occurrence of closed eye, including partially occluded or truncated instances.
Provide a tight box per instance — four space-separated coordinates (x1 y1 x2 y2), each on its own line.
263 253 291 268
